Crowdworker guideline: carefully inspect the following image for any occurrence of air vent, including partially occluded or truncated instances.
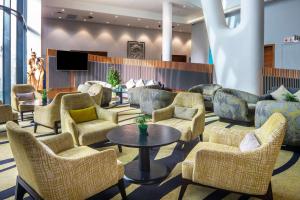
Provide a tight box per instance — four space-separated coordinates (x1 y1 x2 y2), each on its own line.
66 14 78 20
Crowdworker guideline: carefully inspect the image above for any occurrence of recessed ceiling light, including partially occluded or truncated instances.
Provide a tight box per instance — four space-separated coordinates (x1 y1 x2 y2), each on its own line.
106 21 110 24
177 24 180 26
90 12 93 15
115 15 119 18
158 21 161 24
83 19 87 22
137 18 141 21
58 16 62 19
183 5 186 8
127 24 130 26
61 9 65 12
146 26 149 28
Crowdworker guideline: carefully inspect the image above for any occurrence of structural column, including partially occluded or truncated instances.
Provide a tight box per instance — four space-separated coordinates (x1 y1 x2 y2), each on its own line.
162 0 172 61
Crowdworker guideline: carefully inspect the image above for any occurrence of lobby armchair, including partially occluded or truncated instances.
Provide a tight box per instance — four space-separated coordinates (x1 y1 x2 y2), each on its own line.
61 93 119 147
0 101 18 124
179 113 287 199
34 92 71 134
11 84 41 121
6 121 126 200
153 92 205 142
87 84 104 106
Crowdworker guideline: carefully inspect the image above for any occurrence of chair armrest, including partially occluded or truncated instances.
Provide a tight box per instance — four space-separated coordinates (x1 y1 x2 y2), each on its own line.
207 126 251 147
193 144 271 194
0 105 14 123
61 111 80 145
191 106 206 136
152 106 174 123
96 107 118 124
40 132 75 154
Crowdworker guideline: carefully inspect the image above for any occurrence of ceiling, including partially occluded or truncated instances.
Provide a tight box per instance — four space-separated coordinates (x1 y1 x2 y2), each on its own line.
42 0 204 33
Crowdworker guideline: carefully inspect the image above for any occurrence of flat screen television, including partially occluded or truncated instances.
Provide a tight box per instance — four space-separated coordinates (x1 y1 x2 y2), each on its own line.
57 50 88 71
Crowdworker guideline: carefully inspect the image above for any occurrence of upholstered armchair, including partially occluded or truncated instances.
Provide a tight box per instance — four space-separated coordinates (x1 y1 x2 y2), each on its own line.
6 121 126 200
61 93 119 147
0 101 18 124
34 92 71 134
11 84 41 121
188 84 222 111
128 85 163 107
213 88 260 125
152 92 205 142
180 113 287 199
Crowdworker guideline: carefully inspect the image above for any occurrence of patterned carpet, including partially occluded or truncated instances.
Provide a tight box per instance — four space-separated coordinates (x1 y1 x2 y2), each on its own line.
0 105 300 200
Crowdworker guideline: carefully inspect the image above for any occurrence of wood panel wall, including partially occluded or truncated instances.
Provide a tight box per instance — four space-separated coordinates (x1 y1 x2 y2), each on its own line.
264 44 275 68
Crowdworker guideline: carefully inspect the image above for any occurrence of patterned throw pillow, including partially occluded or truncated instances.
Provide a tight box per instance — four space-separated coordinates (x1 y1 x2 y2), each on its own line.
271 85 292 101
126 79 136 89
239 132 261 152
16 92 34 101
174 106 197 120
294 90 300 102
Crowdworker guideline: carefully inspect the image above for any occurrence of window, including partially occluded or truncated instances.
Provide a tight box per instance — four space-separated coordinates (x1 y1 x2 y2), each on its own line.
0 0 3 101
11 0 17 85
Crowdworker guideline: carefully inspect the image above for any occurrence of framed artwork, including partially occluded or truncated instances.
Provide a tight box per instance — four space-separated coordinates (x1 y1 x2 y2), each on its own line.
127 41 145 59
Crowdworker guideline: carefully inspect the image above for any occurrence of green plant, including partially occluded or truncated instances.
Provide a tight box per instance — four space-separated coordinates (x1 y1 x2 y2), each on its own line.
284 93 299 102
107 68 121 88
135 115 151 127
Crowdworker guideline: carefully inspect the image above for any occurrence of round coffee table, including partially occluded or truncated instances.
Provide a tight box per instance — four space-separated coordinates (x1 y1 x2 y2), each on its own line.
107 124 181 184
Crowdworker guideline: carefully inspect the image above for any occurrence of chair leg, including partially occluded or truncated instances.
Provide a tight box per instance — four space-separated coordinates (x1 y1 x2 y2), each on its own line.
117 179 127 200
263 183 273 200
15 177 26 200
178 179 189 200
21 112 24 121
118 145 123 153
34 123 38 133
54 122 59 134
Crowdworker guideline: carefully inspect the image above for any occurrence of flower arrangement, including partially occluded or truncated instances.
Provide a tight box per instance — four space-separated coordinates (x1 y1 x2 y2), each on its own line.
135 115 151 135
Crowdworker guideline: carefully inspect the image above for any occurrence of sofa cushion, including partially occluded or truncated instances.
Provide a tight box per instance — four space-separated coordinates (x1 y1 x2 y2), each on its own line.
77 120 118 145
126 79 136 89
135 79 145 87
239 132 261 152
69 106 98 124
271 85 292 101
16 92 34 101
155 118 193 141
174 106 197 120
146 80 158 86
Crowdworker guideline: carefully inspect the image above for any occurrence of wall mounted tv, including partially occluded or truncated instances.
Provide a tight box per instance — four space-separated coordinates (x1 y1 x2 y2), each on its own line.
57 50 88 71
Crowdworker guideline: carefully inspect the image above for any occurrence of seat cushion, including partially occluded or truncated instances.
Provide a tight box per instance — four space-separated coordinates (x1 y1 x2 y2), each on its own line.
77 120 118 146
58 146 124 180
155 118 192 142
182 142 240 180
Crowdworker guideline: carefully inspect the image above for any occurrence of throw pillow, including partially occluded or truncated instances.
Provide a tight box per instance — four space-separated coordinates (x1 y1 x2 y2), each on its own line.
271 85 292 101
146 80 158 86
69 106 98 123
174 106 197 120
294 90 300 102
135 79 145 87
126 79 136 89
239 132 261 152
16 92 34 101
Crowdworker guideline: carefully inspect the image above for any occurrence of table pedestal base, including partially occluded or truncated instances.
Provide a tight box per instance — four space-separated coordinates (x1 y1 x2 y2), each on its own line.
124 160 169 185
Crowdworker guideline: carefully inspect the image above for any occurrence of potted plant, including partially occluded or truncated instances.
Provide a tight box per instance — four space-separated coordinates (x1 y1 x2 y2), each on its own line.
107 68 121 88
42 89 47 105
136 115 151 135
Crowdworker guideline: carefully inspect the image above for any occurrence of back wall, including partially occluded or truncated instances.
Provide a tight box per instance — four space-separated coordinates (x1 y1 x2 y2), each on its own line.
42 18 191 61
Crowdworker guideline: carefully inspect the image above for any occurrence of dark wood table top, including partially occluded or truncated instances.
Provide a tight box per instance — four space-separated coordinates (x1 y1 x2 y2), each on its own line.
107 124 181 148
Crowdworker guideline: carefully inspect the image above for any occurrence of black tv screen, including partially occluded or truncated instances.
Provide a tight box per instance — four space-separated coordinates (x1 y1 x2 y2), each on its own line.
57 50 88 71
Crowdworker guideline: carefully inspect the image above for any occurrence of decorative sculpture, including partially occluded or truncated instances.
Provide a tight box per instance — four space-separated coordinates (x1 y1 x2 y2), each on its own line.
27 51 45 91
201 0 264 95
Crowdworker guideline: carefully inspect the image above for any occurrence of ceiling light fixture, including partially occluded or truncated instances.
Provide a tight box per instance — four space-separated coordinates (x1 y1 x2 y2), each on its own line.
137 18 141 21
58 16 62 19
106 21 110 24
83 19 87 22
90 12 93 15
115 15 119 18
61 9 65 12
127 24 130 26
177 24 180 26
146 26 149 28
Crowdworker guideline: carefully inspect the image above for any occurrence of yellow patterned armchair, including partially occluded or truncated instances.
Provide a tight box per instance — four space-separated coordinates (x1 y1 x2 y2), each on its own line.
0 101 18 124
87 84 104 106
6 121 126 200
61 93 119 146
153 92 205 142
179 113 287 199
34 92 72 134
11 84 41 121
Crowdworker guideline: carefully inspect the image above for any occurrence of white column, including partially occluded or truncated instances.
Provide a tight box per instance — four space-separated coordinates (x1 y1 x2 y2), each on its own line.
162 0 172 61
201 0 264 95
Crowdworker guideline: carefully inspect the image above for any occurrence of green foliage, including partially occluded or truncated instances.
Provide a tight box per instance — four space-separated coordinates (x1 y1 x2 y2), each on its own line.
284 93 299 102
135 115 151 127
42 89 47 99
107 68 121 87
